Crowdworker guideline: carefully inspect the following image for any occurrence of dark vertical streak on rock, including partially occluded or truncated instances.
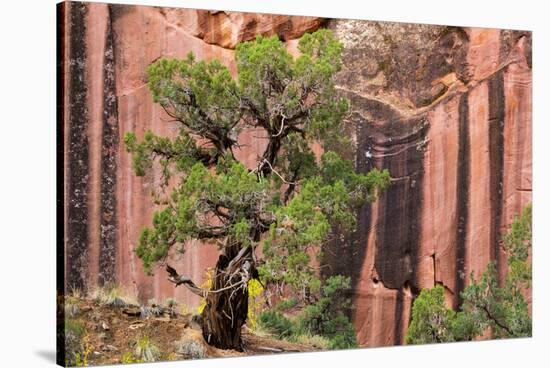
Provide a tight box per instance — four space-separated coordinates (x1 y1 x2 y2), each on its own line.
56 3 66 365
351 118 374 290
455 93 470 307
66 2 89 292
321 113 373 323
488 71 505 278
374 117 428 344
98 6 119 286
109 2 134 22
375 118 428 291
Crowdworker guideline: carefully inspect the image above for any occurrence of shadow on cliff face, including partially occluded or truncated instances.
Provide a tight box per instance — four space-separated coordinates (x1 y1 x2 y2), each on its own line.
373 116 429 293
322 102 429 343
322 21 465 344
323 19 532 346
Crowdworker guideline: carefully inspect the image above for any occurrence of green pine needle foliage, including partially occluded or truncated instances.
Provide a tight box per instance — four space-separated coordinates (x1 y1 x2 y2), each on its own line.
124 29 389 288
259 276 357 349
407 204 532 344
124 30 390 344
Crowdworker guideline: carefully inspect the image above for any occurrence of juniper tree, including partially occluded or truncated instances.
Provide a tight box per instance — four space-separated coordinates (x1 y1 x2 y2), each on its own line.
406 204 532 344
124 29 390 350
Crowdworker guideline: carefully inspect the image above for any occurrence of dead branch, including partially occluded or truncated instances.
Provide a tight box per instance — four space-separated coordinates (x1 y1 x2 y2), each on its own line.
260 159 297 185
165 265 250 298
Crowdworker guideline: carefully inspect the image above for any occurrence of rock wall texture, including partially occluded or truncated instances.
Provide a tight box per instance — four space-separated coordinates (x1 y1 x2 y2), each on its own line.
60 1 532 347
327 21 532 346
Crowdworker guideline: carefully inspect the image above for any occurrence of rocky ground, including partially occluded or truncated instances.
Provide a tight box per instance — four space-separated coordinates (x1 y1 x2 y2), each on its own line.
62 295 318 366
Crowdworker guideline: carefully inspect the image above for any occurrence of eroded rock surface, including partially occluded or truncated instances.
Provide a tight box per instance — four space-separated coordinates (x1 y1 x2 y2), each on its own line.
61 1 531 347
329 20 531 346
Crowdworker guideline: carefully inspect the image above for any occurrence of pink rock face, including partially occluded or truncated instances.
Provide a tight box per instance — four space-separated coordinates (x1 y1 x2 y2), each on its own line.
61 2 531 347
62 2 324 308
164 9 323 49
332 24 532 346
419 96 461 305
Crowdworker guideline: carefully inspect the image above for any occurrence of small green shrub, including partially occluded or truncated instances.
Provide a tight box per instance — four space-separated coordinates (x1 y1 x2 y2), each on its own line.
296 275 358 349
165 298 178 317
121 351 143 364
259 275 357 349
175 339 206 359
276 298 298 311
406 285 456 344
65 318 91 366
292 334 330 349
74 334 92 367
165 298 178 308
65 298 80 319
69 286 84 300
258 310 295 339
91 284 137 308
140 299 163 318
407 204 532 344
134 334 160 362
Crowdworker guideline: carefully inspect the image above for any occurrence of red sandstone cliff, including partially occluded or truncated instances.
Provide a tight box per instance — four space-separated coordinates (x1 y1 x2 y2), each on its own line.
60 1 532 347
329 21 531 346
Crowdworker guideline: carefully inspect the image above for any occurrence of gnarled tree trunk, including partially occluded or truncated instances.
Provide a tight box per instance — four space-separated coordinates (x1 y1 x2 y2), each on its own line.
201 245 251 350
167 242 256 351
